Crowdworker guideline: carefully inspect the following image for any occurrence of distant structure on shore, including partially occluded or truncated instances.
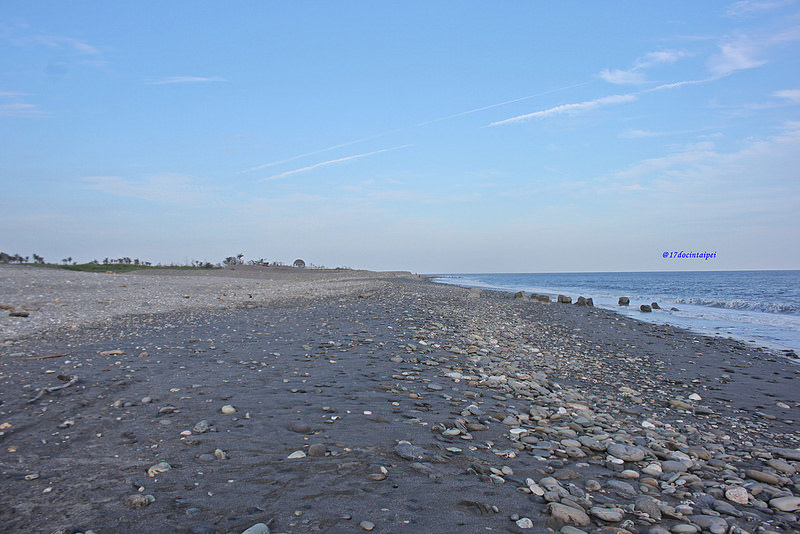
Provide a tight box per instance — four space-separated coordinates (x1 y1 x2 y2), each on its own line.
293 259 306 268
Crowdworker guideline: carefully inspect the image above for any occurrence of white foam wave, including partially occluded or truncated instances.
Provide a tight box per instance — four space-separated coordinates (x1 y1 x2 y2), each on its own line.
673 297 798 315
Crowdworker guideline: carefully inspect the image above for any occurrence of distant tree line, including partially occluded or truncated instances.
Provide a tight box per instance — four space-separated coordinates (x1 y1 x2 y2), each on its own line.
222 253 313 269
1 251 331 271
0 252 42 264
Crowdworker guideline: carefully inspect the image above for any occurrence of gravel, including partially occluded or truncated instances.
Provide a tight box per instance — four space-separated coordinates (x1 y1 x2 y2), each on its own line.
0 265 408 341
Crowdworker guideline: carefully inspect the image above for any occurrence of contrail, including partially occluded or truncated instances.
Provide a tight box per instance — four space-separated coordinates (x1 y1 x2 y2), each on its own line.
490 94 636 126
490 76 721 126
245 82 589 175
415 81 592 127
259 145 411 182
242 130 402 174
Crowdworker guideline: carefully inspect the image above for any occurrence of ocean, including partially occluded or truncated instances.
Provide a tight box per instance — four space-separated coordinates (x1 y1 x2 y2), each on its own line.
429 270 800 354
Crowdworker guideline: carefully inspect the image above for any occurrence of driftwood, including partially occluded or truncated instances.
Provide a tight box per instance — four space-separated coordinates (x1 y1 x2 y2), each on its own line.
22 353 68 361
27 374 78 404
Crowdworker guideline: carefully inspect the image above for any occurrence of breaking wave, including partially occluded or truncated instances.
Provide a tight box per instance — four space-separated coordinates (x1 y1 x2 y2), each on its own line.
673 298 799 316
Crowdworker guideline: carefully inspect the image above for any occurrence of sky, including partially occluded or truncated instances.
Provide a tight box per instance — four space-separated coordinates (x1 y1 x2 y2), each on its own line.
1 1 799 273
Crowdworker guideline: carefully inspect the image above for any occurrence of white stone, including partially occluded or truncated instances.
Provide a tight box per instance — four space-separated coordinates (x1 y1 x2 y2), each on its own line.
725 486 749 505
515 517 534 529
643 463 663 476
147 462 171 477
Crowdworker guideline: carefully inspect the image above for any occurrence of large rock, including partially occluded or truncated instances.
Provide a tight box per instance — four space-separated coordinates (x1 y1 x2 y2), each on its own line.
241 524 271 534
605 479 637 498
661 460 688 473
575 296 587 306
634 496 662 521
651 302 660 309
640 304 652 312
618 296 630 305
589 506 624 522
771 447 800 461
393 441 428 461
689 515 727 534
585 297 593 306
530 293 551 303
513 291 526 299
745 469 779 485
547 503 590 527
769 496 800 512
557 295 572 304
607 443 646 462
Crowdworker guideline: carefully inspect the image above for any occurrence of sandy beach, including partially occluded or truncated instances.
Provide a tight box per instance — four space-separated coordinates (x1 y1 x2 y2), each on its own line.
1 265 798 534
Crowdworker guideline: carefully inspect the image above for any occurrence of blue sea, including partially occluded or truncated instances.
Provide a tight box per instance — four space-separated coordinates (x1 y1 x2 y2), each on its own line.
430 271 800 354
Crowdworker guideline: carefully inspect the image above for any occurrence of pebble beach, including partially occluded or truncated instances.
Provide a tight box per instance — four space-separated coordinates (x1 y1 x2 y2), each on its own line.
1 265 799 534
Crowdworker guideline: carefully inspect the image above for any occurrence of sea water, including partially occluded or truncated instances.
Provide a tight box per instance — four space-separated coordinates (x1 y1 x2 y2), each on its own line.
430 271 800 353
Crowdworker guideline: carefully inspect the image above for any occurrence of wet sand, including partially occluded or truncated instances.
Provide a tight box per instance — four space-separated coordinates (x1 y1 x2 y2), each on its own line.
0 268 798 533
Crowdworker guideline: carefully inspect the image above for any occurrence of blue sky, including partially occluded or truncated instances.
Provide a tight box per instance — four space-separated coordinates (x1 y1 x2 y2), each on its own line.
2 1 799 272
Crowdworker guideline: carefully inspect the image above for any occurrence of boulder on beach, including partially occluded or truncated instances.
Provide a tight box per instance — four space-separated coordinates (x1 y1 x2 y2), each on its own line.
651 302 660 309
513 291 526 299
530 293 551 303
640 304 652 312
557 294 572 304
575 296 587 306
618 297 630 305
585 298 593 306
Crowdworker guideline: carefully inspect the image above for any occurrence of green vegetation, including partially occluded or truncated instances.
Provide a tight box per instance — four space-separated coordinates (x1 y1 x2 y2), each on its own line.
0 251 217 273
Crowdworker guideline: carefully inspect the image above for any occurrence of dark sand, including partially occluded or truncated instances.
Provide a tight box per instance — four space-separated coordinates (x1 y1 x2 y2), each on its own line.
0 271 798 533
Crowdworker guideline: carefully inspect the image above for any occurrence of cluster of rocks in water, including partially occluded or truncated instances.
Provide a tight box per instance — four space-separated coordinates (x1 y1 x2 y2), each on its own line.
512 291 595 307
512 290 668 313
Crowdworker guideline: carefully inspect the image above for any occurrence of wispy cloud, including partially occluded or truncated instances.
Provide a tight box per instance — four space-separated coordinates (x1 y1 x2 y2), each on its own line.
770 25 800 43
708 34 767 75
490 94 636 126
1 20 102 57
144 76 228 85
602 122 800 202
725 0 794 17
619 127 714 139
0 92 46 118
599 69 647 85
260 146 411 182
600 49 690 85
33 34 100 55
774 88 800 102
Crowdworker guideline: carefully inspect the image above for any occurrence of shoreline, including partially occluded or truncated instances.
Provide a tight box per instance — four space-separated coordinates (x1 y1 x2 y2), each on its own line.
428 273 800 358
1 266 799 533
